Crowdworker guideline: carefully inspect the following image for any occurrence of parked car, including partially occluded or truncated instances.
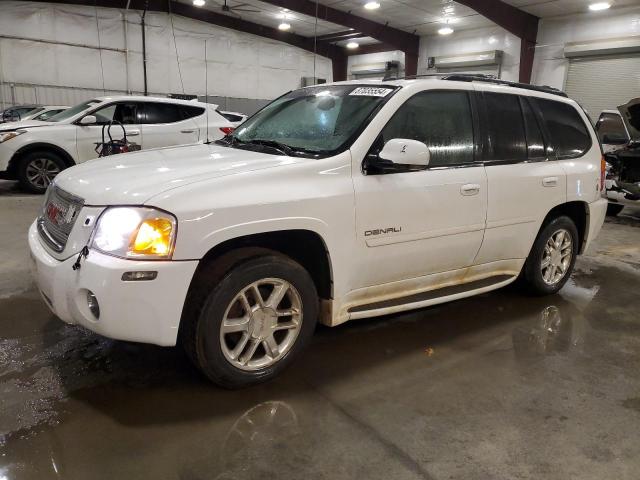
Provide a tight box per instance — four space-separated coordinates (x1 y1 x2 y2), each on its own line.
219 110 248 127
21 105 69 122
595 109 631 154
600 98 640 216
0 96 233 193
1 104 42 123
29 78 607 388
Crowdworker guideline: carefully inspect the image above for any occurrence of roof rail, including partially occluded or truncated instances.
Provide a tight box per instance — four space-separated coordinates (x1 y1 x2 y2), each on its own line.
383 72 568 98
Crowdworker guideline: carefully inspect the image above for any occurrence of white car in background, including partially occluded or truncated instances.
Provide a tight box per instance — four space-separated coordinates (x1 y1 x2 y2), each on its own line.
219 110 248 127
0 96 233 193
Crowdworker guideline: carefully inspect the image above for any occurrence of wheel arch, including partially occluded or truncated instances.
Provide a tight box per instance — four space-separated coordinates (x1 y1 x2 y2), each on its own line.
8 142 76 176
541 201 589 254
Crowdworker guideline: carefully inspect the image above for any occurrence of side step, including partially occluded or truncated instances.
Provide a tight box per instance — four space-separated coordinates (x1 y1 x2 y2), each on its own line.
348 274 515 319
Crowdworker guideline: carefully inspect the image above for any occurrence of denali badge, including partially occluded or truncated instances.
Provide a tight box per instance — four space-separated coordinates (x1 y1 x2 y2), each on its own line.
364 227 402 236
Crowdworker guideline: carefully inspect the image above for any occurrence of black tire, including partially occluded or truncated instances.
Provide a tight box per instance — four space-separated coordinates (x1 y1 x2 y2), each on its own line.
606 203 624 217
17 150 67 194
180 250 318 388
522 215 579 296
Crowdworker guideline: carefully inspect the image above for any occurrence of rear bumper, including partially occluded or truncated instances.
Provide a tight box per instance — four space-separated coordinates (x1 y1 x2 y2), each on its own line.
583 197 608 253
28 221 198 346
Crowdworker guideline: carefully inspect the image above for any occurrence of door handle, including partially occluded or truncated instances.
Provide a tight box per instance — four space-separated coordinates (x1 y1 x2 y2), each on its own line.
460 183 480 196
126 129 140 136
181 129 196 134
542 176 558 187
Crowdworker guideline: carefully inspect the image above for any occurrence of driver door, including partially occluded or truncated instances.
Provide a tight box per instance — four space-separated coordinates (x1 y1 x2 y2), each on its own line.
352 89 487 288
75 102 143 162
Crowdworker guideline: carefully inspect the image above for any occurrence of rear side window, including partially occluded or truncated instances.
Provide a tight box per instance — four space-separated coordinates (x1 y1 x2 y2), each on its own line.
143 103 183 124
520 98 546 159
180 105 205 120
535 98 591 158
484 92 527 160
221 112 243 122
380 90 475 166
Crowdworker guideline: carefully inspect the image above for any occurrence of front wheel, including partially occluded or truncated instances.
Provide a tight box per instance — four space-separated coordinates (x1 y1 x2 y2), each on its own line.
181 252 318 388
17 150 67 194
522 215 578 295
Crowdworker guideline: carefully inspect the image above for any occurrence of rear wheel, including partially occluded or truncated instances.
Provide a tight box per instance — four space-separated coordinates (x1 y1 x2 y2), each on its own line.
17 150 66 194
181 251 318 388
522 215 578 295
606 203 624 216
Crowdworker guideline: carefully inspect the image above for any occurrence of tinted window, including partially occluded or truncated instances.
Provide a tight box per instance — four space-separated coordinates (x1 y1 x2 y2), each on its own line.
521 98 546 158
596 113 628 143
221 112 243 122
180 105 205 120
144 103 182 124
93 103 140 125
380 90 474 166
484 92 527 160
535 98 591 158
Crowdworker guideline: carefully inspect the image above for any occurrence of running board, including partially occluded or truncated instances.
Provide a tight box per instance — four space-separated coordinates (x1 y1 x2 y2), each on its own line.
348 274 515 320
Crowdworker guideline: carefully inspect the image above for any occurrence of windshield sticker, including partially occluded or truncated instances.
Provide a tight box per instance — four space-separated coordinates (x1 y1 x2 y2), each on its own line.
349 87 393 97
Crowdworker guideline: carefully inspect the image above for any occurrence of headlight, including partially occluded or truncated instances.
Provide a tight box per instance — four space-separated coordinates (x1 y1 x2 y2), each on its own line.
91 207 177 259
0 130 26 143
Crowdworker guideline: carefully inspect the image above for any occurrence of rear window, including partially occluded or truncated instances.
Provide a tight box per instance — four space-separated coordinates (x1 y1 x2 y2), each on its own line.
143 103 183 123
484 92 527 160
221 112 244 122
180 105 205 120
535 98 591 158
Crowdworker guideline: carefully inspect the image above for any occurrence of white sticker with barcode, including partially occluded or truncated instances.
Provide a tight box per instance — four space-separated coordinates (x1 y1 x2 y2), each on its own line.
349 87 393 97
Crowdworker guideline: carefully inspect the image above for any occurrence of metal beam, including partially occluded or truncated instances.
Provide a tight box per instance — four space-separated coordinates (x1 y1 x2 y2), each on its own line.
456 0 539 83
316 30 362 43
259 0 419 56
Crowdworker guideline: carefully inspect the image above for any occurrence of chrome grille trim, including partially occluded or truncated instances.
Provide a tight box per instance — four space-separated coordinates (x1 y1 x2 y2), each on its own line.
38 185 85 253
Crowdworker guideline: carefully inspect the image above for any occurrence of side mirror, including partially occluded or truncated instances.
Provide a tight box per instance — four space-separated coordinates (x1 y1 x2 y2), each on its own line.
602 133 628 145
378 138 430 168
79 115 97 125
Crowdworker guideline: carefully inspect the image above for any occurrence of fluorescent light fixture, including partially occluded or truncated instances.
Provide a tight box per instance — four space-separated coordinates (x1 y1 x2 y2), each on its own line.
589 2 610 10
193 0 205 6
364 1 380 10
438 26 454 35
346 41 359 49
439 16 458 24
277 12 292 19
278 22 291 30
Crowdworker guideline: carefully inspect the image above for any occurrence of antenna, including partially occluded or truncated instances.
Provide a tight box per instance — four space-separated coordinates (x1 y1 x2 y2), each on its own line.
205 39 209 143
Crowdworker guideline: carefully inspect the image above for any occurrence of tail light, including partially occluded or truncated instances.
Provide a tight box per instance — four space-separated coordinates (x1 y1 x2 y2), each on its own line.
219 127 235 136
600 155 606 192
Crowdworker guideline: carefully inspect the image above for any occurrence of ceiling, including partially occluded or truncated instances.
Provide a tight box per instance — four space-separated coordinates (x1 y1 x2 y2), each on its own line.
175 0 639 44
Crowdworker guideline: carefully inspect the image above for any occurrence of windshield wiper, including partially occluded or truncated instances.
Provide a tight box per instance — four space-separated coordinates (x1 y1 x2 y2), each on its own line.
244 139 295 156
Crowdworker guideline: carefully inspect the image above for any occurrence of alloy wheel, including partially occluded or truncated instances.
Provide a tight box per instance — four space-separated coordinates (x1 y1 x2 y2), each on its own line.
540 228 573 286
25 158 61 189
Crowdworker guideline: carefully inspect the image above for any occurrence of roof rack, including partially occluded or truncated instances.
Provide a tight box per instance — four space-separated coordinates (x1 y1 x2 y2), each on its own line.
383 73 568 98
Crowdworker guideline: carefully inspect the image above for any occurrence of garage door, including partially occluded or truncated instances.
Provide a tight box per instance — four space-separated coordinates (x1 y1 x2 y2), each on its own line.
565 54 640 121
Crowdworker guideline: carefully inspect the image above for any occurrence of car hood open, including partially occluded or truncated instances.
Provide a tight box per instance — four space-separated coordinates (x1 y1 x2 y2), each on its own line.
618 97 640 143
53 143 307 205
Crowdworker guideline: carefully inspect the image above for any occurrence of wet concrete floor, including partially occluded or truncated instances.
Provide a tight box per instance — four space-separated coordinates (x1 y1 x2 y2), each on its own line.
1 179 639 479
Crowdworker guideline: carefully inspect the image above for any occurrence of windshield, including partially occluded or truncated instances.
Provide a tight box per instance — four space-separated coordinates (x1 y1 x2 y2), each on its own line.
227 85 396 156
47 99 102 122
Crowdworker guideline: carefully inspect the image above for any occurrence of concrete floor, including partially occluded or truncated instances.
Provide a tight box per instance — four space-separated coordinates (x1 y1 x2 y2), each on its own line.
1 179 639 480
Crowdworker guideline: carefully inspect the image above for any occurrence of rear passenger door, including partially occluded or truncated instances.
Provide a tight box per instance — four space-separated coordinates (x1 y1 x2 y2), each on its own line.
139 102 201 149
474 89 567 265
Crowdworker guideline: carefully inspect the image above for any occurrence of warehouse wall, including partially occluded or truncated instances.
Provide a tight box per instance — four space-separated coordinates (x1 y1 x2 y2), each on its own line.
419 26 521 81
346 51 405 79
0 1 332 111
531 5 640 90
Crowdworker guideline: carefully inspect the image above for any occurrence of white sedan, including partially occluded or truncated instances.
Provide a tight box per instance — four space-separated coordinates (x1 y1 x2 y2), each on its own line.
0 96 233 193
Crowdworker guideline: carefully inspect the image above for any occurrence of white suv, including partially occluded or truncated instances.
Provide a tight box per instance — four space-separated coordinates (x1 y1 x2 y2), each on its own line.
29 77 608 388
0 96 233 193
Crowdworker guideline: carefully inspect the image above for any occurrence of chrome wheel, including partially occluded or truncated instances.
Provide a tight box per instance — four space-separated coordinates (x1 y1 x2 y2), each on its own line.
541 228 573 286
25 158 61 189
220 278 303 371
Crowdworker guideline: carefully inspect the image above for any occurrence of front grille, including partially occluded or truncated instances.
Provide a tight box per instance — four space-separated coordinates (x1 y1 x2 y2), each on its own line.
37 185 84 252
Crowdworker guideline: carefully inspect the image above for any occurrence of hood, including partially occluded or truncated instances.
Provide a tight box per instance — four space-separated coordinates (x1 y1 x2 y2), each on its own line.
0 120 54 131
618 98 640 143
54 143 307 205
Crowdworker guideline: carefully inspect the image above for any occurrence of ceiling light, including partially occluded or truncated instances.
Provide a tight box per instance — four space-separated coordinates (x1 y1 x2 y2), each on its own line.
439 16 458 24
438 27 454 35
278 22 291 31
588 2 610 10
364 2 380 10
346 41 359 49
192 0 205 6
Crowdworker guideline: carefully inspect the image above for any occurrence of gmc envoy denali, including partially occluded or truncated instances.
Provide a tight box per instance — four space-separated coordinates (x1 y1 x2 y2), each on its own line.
29 76 607 388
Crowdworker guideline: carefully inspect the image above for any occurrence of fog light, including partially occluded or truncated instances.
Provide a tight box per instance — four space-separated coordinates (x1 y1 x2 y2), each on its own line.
87 290 100 319
121 271 158 282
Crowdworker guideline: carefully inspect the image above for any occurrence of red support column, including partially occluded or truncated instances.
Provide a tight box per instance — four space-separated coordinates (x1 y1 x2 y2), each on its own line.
519 38 536 84
405 52 418 77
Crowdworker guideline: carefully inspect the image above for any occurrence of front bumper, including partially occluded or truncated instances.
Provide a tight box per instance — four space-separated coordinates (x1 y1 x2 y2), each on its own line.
28 221 199 346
